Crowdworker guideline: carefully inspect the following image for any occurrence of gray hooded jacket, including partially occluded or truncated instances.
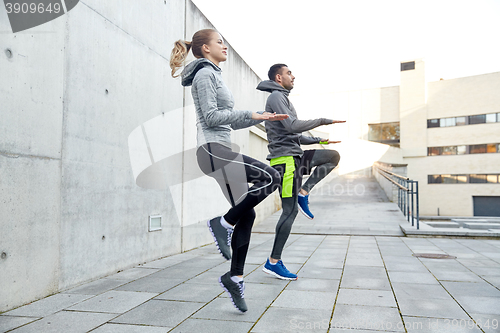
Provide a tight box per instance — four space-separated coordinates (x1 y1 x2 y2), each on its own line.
256 80 333 160
181 58 262 148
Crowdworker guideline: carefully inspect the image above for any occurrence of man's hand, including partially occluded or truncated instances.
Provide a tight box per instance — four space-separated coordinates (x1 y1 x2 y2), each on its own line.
320 139 341 144
252 112 289 121
331 120 346 124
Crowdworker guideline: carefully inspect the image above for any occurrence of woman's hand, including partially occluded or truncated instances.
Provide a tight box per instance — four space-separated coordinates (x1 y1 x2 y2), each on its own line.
251 112 289 121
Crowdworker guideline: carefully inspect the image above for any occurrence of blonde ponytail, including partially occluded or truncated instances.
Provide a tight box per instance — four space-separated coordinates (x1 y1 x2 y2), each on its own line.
170 29 218 78
170 40 192 78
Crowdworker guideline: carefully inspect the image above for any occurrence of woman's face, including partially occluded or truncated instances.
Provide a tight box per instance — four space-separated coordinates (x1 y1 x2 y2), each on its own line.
203 33 227 65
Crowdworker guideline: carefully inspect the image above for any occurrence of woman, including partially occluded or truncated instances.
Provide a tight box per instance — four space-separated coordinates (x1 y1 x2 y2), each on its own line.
170 29 287 312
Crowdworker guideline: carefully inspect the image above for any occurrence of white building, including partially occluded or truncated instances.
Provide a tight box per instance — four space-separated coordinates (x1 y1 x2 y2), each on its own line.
291 59 500 217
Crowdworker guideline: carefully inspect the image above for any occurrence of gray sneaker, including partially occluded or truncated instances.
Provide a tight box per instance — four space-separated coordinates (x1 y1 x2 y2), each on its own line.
219 272 247 312
207 217 232 260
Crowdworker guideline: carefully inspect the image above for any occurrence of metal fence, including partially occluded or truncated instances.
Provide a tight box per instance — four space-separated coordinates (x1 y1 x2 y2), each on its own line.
374 165 420 229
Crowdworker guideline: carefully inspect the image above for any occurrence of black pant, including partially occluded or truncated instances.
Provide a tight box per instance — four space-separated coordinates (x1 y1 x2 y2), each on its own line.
196 143 280 276
271 149 340 259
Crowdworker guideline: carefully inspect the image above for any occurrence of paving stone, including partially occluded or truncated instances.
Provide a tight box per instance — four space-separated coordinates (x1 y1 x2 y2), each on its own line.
482 276 500 289
342 266 388 279
170 318 254 333
345 254 384 267
140 257 185 269
297 266 343 280
467 267 500 276
68 290 157 314
398 298 470 319
340 277 392 291
7 311 116 333
454 296 500 315
147 264 210 280
302 258 345 269
115 277 184 293
285 278 340 293
244 268 292 285
441 281 500 297
111 300 203 327
155 283 222 302
0 316 39 333
331 304 404 332
90 323 168 333
470 313 500 333
191 297 267 323
111 267 159 280
431 271 483 283
272 290 336 310
221 282 285 301
388 271 439 284
65 279 128 295
337 288 397 307
4 294 93 317
403 316 483 333
392 282 452 300
251 307 332 333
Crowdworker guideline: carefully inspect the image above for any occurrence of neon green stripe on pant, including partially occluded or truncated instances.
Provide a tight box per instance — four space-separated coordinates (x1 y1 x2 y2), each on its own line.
270 156 295 198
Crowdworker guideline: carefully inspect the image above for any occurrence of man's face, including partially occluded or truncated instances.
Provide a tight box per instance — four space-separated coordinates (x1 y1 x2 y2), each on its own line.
277 67 295 90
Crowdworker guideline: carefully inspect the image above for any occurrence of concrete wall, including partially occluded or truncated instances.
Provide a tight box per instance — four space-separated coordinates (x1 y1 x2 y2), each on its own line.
0 0 271 312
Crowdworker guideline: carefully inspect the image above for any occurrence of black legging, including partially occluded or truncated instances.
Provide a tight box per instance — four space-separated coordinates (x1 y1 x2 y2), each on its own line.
196 143 280 276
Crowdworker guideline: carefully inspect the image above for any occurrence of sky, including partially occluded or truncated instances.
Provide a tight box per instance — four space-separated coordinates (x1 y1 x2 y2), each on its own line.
191 0 500 95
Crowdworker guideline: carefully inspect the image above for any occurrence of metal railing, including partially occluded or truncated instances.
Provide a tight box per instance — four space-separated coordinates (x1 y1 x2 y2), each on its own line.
375 165 420 229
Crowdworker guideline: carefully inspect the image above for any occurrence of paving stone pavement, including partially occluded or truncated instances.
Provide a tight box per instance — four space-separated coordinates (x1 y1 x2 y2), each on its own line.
1 175 500 333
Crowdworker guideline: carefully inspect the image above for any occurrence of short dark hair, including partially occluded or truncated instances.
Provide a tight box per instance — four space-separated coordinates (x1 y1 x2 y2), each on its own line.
268 63 288 81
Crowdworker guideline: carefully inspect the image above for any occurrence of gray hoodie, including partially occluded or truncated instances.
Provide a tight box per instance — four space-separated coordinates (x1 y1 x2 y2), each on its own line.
256 80 333 160
181 58 262 148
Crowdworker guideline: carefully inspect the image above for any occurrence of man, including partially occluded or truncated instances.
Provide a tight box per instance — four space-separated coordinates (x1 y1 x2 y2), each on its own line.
256 64 344 280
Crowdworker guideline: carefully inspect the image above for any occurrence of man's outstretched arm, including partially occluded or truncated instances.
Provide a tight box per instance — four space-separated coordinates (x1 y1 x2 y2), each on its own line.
268 93 336 133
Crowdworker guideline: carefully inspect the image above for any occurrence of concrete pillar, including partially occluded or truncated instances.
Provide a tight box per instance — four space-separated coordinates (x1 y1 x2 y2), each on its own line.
399 59 427 157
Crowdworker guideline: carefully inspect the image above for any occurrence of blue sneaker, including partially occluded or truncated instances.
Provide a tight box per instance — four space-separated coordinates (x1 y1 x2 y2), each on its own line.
262 259 297 280
298 194 314 219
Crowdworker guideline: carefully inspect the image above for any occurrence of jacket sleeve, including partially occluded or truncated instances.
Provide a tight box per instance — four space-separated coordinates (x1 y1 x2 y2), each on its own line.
231 112 264 130
268 93 332 133
193 69 253 127
299 135 324 145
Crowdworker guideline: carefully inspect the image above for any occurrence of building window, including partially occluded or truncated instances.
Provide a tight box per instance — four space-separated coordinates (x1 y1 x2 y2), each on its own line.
428 175 442 184
457 145 467 154
470 174 487 183
428 112 499 128
456 116 467 126
487 175 499 183
429 174 499 184
487 143 497 153
441 118 456 127
368 122 400 147
428 147 442 156
469 114 486 125
401 61 415 71
427 119 440 128
486 113 497 123
442 146 457 155
470 144 487 154
428 143 499 156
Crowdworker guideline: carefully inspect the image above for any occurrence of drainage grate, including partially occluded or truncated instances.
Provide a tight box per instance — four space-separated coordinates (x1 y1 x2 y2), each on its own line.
412 253 457 259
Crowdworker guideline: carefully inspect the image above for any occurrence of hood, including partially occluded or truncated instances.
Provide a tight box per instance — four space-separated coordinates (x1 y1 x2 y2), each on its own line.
256 80 289 95
181 58 221 87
